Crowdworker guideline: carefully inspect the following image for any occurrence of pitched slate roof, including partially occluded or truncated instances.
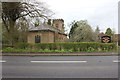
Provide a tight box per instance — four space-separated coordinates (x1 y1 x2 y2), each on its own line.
29 24 67 35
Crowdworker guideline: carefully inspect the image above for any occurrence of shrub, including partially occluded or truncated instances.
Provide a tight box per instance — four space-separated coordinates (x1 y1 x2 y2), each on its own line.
5 42 116 52
31 42 117 52
118 46 120 52
3 47 15 52
15 42 30 49
2 44 14 49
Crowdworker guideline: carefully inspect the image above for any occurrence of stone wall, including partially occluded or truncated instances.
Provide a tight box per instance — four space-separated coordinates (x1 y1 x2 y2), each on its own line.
27 30 67 43
27 31 55 43
53 19 64 32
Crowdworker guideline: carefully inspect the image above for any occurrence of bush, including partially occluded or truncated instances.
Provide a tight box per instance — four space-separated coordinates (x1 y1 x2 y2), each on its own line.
15 42 30 49
3 47 15 52
4 42 116 52
2 44 14 49
118 46 120 52
30 42 117 52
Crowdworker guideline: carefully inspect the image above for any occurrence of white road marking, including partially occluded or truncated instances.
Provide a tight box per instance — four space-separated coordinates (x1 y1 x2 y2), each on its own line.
0 60 6 63
30 61 87 63
113 60 120 63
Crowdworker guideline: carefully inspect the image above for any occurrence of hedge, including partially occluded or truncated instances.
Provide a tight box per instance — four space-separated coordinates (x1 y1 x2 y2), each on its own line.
11 42 117 52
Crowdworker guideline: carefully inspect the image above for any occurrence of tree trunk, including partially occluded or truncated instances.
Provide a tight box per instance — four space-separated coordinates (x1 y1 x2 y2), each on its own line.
9 20 15 46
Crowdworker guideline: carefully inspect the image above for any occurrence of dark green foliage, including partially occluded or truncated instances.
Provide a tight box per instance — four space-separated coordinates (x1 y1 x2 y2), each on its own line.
105 28 113 36
2 42 117 53
69 21 78 38
99 43 116 51
12 42 117 52
47 19 52 25
15 42 31 49
118 46 120 52
35 43 57 50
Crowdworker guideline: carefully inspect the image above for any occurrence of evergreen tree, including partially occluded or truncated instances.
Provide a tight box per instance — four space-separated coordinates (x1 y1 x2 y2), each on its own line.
69 21 78 38
105 28 113 36
47 19 52 25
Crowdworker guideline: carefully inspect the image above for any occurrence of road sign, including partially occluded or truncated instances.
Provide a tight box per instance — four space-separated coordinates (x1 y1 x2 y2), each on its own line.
101 36 111 43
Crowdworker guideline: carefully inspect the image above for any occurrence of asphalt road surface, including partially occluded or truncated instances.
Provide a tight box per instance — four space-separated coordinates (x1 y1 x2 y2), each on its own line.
1 56 119 78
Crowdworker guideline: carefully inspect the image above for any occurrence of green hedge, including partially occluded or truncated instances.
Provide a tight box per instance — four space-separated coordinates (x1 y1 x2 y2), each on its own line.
14 42 116 52
2 42 117 52
15 42 33 49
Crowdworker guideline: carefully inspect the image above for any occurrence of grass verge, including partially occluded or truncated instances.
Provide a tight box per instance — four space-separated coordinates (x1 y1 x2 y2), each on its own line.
1 47 119 53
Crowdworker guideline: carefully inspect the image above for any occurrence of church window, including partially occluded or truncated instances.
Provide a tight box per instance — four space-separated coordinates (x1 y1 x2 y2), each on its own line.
56 24 59 28
35 35 41 43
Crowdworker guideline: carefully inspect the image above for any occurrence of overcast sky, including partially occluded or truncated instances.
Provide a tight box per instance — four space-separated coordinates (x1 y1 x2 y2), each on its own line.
2 0 119 33
40 0 119 33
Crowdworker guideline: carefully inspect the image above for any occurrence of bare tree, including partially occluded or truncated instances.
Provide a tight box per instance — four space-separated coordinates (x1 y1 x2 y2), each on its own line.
2 1 53 45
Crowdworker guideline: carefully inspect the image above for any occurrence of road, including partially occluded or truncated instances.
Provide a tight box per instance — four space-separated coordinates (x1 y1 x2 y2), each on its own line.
1 56 119 78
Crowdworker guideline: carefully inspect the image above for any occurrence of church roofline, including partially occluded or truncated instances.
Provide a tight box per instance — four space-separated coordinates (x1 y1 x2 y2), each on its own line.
29 24 67 36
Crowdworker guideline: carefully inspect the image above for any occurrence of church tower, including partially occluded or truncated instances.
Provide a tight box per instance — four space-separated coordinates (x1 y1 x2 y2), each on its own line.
52 19 64 32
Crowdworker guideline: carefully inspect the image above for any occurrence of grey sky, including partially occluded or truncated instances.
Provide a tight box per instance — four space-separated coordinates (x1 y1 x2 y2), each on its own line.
119 1 120 34
41 0 119 33
2 0 119 33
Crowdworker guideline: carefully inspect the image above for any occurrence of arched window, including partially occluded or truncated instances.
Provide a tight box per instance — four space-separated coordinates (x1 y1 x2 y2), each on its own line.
35 35 41 43
56 24 59 28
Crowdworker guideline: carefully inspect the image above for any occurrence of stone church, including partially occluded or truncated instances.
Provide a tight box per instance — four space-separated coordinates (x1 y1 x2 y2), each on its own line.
27 19 67 43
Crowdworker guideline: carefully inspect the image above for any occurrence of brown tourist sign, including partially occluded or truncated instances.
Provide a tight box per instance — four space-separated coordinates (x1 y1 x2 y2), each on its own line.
101 36 111 43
